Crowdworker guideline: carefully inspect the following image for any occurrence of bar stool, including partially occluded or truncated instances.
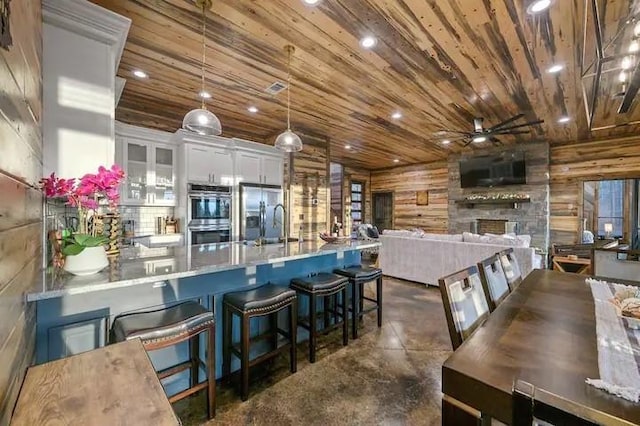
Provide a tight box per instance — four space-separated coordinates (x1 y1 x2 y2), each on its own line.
223 284 297 401
111 301 216 419
290 273 349 363
334 265 383 339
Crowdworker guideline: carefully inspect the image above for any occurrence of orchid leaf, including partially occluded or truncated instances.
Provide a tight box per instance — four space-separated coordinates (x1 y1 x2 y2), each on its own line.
62 244 85 256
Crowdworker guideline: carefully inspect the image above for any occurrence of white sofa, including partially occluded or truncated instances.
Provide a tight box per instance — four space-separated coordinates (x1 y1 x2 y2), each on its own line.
379 231 540 286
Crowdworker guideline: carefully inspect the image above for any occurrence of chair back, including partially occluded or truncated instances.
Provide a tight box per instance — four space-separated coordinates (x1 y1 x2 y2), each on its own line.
512 380 598 426
498 248 522 290
477 254 510 312
438 265 490 350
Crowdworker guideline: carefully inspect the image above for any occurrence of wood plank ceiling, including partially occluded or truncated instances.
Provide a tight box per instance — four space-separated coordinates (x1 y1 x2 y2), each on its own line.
91 0 640 170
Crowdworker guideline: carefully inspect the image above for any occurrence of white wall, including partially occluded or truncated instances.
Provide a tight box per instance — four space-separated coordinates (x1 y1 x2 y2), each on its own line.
43 23 115 179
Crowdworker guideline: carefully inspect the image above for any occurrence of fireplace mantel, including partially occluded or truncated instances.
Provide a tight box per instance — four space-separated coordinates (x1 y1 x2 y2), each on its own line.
455 198 531 209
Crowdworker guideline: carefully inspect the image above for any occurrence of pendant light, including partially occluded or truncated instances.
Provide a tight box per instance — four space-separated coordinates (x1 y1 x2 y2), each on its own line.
182 0 222 136
274 45 303 152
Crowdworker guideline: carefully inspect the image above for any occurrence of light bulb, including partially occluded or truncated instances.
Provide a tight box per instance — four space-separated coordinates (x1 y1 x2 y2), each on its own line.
198 114 210 125
621 56 633 70
473 136 487 143
629 41 639 53
635 21 640 37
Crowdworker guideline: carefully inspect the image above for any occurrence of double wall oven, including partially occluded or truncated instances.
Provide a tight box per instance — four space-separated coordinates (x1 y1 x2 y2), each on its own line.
187 184 231 245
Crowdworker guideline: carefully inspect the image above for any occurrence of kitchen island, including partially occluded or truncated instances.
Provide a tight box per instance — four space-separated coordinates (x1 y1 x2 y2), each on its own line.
29 240 380 393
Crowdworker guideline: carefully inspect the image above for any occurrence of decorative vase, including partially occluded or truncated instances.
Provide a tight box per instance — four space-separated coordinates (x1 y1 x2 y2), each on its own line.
63 246 109 276
90 213 121 255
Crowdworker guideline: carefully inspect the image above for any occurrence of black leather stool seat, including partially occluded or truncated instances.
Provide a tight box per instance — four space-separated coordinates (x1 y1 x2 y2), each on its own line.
334 265 382 281
291 273 348 293
112 301 214 345
224 284 296 314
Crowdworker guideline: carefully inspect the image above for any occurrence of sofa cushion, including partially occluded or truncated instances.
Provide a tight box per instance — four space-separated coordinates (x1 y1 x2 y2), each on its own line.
421 233 464 242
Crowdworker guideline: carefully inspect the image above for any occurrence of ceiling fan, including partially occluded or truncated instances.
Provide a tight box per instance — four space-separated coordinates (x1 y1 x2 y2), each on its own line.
436 114 544 147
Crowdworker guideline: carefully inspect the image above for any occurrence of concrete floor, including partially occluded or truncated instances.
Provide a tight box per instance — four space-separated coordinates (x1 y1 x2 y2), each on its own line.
175 277 453 425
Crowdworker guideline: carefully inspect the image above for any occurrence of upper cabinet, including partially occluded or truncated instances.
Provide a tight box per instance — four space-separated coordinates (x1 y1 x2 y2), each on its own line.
236 149 283 185
116 123 177 206
186 144 234 185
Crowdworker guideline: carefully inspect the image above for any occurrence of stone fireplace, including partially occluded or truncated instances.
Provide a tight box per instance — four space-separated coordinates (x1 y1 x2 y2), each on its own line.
447 142 550 249
473 219 519 235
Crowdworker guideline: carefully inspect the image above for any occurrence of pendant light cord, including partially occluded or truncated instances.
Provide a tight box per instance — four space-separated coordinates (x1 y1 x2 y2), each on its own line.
286 47 292 130
201 3 207 109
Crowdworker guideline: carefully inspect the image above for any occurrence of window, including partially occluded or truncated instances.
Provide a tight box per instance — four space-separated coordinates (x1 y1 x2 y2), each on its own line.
597 180 624 238
351 181 364 227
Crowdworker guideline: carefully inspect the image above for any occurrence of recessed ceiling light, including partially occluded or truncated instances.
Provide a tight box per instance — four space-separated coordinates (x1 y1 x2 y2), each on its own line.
473 136 487 143
302 0 320 5
345 144 352 149
393 159 400 163
248 106 258 113
199 91 212 99
558 116 570 123
527 0 552 14
391 111 402 119
442 140 451 145
132 70 148 79
360 36 377 49
547 64 563 73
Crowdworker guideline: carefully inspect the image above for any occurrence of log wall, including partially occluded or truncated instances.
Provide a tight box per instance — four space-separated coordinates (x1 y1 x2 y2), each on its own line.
0 1 43 423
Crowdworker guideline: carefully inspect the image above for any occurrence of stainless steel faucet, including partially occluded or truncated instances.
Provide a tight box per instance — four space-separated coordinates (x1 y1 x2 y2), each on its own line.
273 203 288 242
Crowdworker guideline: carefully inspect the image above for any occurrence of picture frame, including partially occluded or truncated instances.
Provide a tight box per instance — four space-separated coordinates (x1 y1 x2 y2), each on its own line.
416 190 429 206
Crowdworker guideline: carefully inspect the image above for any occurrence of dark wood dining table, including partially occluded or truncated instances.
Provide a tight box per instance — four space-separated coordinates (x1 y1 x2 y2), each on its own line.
442 269 640 426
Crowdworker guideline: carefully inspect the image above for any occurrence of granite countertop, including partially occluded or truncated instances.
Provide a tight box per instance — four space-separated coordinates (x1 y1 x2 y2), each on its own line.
29 240 381 301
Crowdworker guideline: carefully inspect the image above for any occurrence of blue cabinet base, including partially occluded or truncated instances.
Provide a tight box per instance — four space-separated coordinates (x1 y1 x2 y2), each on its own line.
35 250 361 397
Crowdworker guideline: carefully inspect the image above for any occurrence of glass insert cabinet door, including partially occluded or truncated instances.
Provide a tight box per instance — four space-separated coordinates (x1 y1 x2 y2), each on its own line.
154 147 174 203
126 142 148 202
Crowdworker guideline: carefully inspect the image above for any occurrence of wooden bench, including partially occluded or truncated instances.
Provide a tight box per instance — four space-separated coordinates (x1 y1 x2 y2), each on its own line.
11 339 179 425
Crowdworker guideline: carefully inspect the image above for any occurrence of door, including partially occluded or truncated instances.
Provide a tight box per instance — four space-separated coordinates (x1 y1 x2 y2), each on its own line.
236 151 261 184
123 140 149 204
372 192 393 232
262 187 284 239
153 145 176 205
187 145 216 183
211 148 234 185
262 156 283 185
240 184 264 241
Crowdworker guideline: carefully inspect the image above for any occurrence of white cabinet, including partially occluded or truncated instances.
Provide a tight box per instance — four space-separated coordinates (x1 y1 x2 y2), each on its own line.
236 150 283 185
262 156 284 185
235 151 261 184
186 144 234 185
121 138 176 206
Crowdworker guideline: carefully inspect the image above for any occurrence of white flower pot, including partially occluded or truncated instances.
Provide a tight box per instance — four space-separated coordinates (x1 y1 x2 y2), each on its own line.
63 246 109 276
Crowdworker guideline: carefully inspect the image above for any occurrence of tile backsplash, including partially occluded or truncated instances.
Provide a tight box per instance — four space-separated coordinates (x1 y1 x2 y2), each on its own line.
120 205 177 236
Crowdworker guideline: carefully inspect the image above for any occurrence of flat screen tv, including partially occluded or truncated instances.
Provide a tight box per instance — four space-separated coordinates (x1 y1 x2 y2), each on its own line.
459 152 526 188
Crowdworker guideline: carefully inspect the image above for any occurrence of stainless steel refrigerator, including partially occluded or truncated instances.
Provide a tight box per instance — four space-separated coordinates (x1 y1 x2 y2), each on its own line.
239 183 284 241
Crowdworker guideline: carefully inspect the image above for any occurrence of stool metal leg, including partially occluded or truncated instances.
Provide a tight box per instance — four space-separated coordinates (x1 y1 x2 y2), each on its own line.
240 314 250 401
222 305 232 378
359 281 364 323
190 334 200 388
351 280 359 339
289 299 297 373
207 324 216 419
376 276 383 328
309 293 317 363
269 312 278 351
341 286 348 346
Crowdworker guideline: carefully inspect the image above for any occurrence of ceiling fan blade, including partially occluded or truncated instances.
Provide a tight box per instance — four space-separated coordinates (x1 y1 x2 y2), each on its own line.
492 119 544 132
489 137 501 144
493 130 531 135
488 114 525 131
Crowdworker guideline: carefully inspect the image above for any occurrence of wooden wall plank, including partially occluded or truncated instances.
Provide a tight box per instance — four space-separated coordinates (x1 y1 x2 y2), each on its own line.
0 0 42 421
549 136 640 244
370 161 448 233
